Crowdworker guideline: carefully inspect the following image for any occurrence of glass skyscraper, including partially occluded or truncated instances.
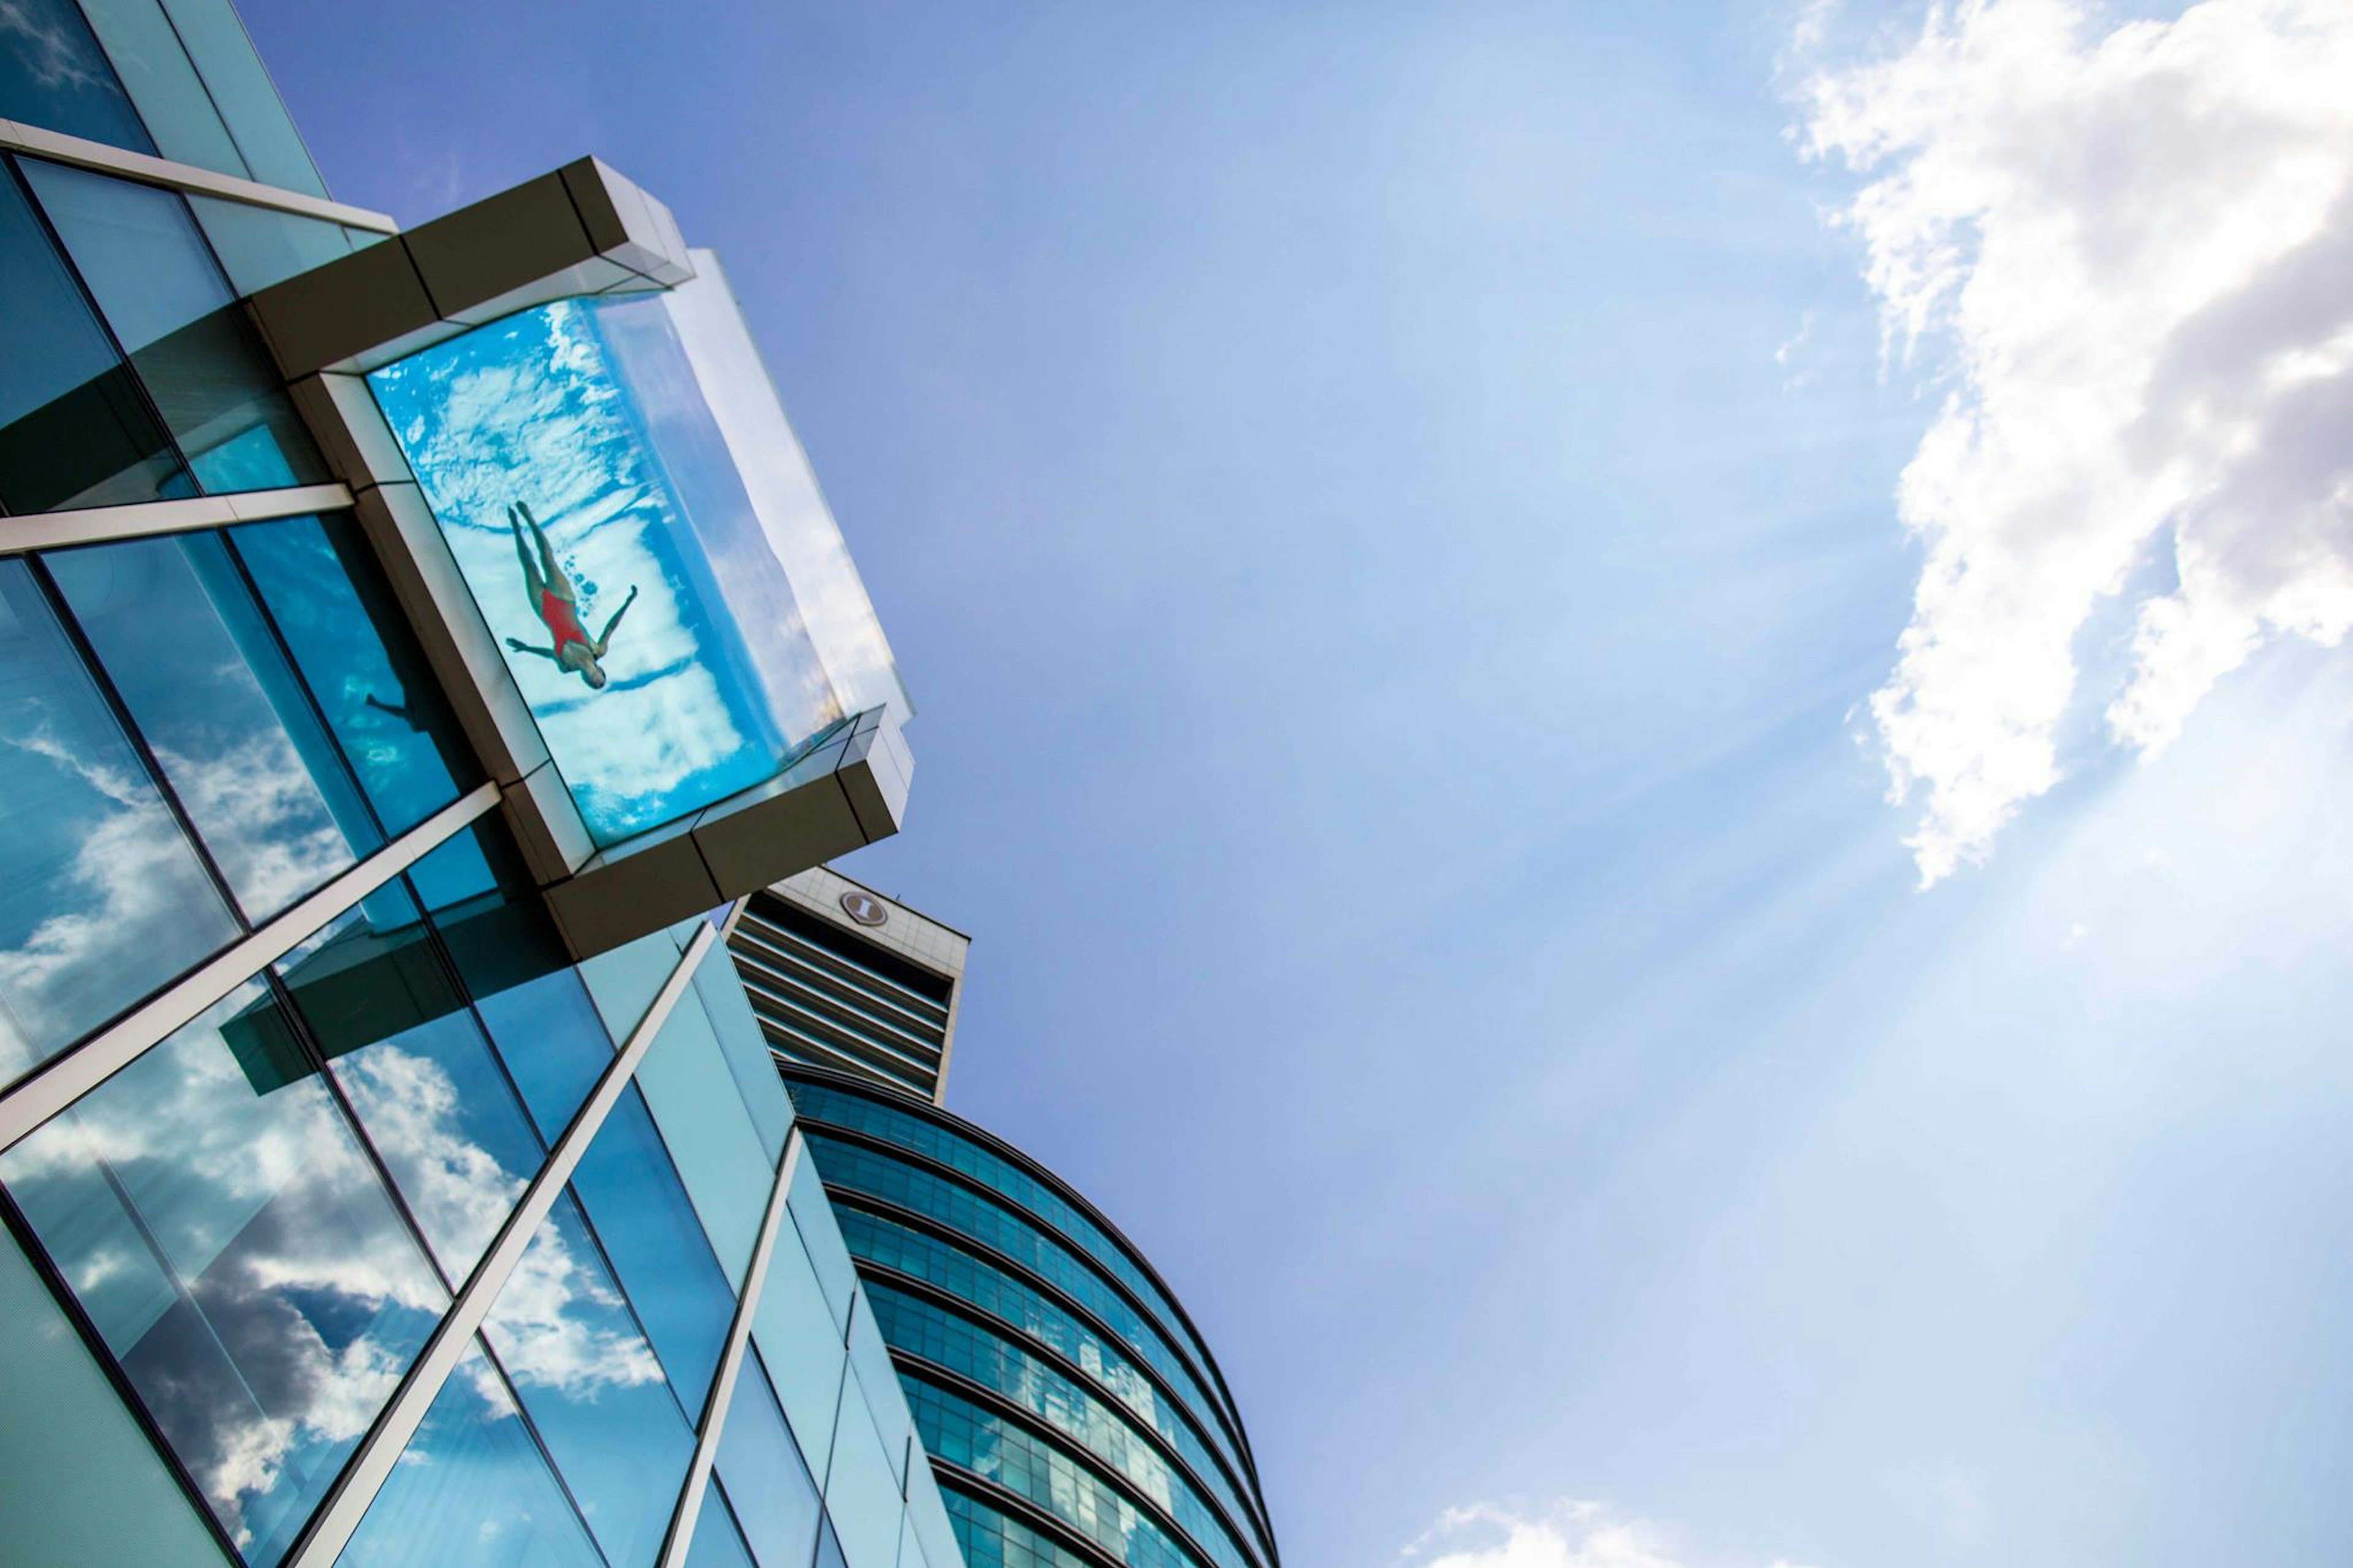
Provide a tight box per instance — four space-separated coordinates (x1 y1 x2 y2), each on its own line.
780 1068 1282 1568
2 7 955 1568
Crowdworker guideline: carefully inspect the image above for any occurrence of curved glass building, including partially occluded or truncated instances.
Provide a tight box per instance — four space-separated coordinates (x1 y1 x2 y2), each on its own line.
782 1068 1281 1568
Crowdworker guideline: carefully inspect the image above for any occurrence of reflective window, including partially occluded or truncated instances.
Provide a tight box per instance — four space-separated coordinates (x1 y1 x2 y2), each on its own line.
148 0 327 194
687 1485 760 1568
230 512 476 836
905 1380 1201 1568
712 1350 822 1568
847 1296 911 1483
0 979 450 1568
942 1490 1094 1568
0 1227 229 1568
570 1085 735 1409
0 162 188 511
748 1221 846 1480
868 1287 1256 1568
474 964 613 1145
794 1082 1223 1413
808 1137 1238 1477
835 1206 1249 1517
22 158 326 493
47 532 374 921
580 927 691 1046
823 1392 906 1568
186 196 373 293
405 822 612 1143
75 0 242 173
0 558 237 1083
815 1517 847 1568
790 1146 857 1330
690 938 792 1162
905 1447 963 1568
484 1192 695 1568
0 0 153 150
336 1340 602 1568
267 889 547 1285
633 979 776 1281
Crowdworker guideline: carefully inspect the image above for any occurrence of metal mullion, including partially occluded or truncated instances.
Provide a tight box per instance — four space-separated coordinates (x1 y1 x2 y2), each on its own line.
0 121 394 230
278 920 720 1568
790 1066 1253 1464
547 937 757 1437
653 1131 806 1568
737 956 948 1056
751 994 942 1078
763 1028 937 1099
260 871 634 1555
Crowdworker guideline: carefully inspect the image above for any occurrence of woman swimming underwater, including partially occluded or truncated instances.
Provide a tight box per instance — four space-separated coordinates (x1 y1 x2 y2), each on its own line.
502 501 638 690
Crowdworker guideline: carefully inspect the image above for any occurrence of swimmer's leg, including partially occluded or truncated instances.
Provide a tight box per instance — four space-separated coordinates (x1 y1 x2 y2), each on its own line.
518 502 572 601
509 506 545 600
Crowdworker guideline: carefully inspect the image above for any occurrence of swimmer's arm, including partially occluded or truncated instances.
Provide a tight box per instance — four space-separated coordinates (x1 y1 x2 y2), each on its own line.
592 586 640 655
505 638 559 661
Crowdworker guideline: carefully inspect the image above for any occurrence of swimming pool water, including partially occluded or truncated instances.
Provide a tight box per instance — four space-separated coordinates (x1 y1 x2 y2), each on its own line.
369 291 845 849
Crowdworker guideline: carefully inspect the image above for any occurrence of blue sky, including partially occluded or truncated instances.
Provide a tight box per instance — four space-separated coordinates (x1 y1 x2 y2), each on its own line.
243 2 2353 1564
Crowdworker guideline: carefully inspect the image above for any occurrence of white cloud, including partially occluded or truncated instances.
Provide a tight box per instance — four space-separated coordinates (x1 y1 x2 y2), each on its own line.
1401 1501 1821 1568
1794 0 2353 881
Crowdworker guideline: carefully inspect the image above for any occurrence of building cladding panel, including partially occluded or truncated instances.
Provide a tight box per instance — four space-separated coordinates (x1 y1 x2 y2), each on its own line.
782 1068 1282 1568
0 7 958 1568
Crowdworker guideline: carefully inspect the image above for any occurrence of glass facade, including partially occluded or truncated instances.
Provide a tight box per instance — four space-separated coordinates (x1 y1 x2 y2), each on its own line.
0 150 332 513
3 9 950 1568
6 0 330 195
784 1072 1280 1568
0 510 470 1085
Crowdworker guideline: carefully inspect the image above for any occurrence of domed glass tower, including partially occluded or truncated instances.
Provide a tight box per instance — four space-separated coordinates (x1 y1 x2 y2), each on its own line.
779 1067 1281 1568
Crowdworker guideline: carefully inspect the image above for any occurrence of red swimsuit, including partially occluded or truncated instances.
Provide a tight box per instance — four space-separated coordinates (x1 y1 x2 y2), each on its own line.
539 589 591 654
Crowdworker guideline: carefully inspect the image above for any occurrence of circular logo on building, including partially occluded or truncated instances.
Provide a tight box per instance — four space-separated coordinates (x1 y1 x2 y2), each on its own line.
840 891 889 928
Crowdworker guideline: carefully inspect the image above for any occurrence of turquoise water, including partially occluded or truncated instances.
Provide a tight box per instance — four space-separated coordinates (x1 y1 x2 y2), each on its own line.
369 296 843 848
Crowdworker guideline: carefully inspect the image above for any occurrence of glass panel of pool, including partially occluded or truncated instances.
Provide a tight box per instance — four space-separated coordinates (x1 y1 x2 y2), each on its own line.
366 273 894 849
